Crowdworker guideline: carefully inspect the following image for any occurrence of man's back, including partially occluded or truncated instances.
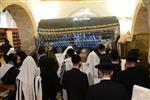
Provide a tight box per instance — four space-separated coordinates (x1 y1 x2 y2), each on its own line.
114 66 150 98
62 68 89 100
38 55 58 100
86 80 129 100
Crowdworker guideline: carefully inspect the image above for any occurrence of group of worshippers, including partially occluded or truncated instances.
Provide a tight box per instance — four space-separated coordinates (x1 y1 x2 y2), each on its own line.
56 44 150 100
0 48 43 100
0 39 59 100
0 39 150 100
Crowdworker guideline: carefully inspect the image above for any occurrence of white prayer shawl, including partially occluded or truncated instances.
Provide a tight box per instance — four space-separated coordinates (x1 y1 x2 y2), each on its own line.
131 85 150 100
57 46 74 77
64 57 73 71
62 46 74 59
16 56 42 100
55 53 63 68
7 48 16 55
57 57 73 78
80 63 94 86
86 51 100 79
0 64 13 83
57 46 74 100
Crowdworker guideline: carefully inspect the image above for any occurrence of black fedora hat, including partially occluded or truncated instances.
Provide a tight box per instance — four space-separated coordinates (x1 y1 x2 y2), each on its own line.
126 49 140 62
95 63 115 71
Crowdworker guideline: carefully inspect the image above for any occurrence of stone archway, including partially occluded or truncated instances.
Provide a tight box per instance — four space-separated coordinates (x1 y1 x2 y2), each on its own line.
129 3 149 63
1 3 36 51
132 5 149 35
143 0 150 63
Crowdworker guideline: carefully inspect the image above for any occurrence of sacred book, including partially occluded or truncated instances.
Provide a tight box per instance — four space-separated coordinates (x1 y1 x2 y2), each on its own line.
0 86 10 99
131 85 150 100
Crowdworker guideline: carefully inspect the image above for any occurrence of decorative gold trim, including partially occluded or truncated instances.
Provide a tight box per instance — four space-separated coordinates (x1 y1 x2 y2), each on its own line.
38 26 119 35
37 23 119 33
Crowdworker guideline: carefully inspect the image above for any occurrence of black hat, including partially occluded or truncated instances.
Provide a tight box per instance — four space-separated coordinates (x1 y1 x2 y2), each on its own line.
98 44 105 49
126 49 140 62
95 63 115 71
126 56 138 62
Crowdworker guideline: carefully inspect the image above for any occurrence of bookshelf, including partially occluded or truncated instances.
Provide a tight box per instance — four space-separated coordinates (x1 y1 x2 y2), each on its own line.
0 28 21 59
12 29 21 49
0 29 7 59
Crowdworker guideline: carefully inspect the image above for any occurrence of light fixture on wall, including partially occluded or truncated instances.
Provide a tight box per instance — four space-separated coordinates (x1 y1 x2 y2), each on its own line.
73 16 91 21
118 17 132 35
71 8 98 21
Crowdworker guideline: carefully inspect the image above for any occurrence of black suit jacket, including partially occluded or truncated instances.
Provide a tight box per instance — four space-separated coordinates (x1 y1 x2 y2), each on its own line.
2 67 20 84
62 68 89 100
114 66 150 99
86 80 129 100
38 55 59 100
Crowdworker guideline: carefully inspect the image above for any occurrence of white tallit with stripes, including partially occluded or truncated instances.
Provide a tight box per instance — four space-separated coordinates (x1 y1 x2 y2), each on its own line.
16 56 42 100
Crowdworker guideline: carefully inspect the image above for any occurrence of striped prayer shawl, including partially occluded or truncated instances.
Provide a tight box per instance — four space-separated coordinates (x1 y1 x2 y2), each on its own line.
16 76 42 100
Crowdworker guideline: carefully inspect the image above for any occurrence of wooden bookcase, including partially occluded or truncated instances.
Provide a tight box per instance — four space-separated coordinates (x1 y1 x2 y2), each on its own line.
0 29 7 59
12 29 21 49
0 28 21 59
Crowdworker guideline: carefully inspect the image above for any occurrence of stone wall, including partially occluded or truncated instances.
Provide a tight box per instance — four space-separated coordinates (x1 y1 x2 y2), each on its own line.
0 1 36 51
127 33 150 63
